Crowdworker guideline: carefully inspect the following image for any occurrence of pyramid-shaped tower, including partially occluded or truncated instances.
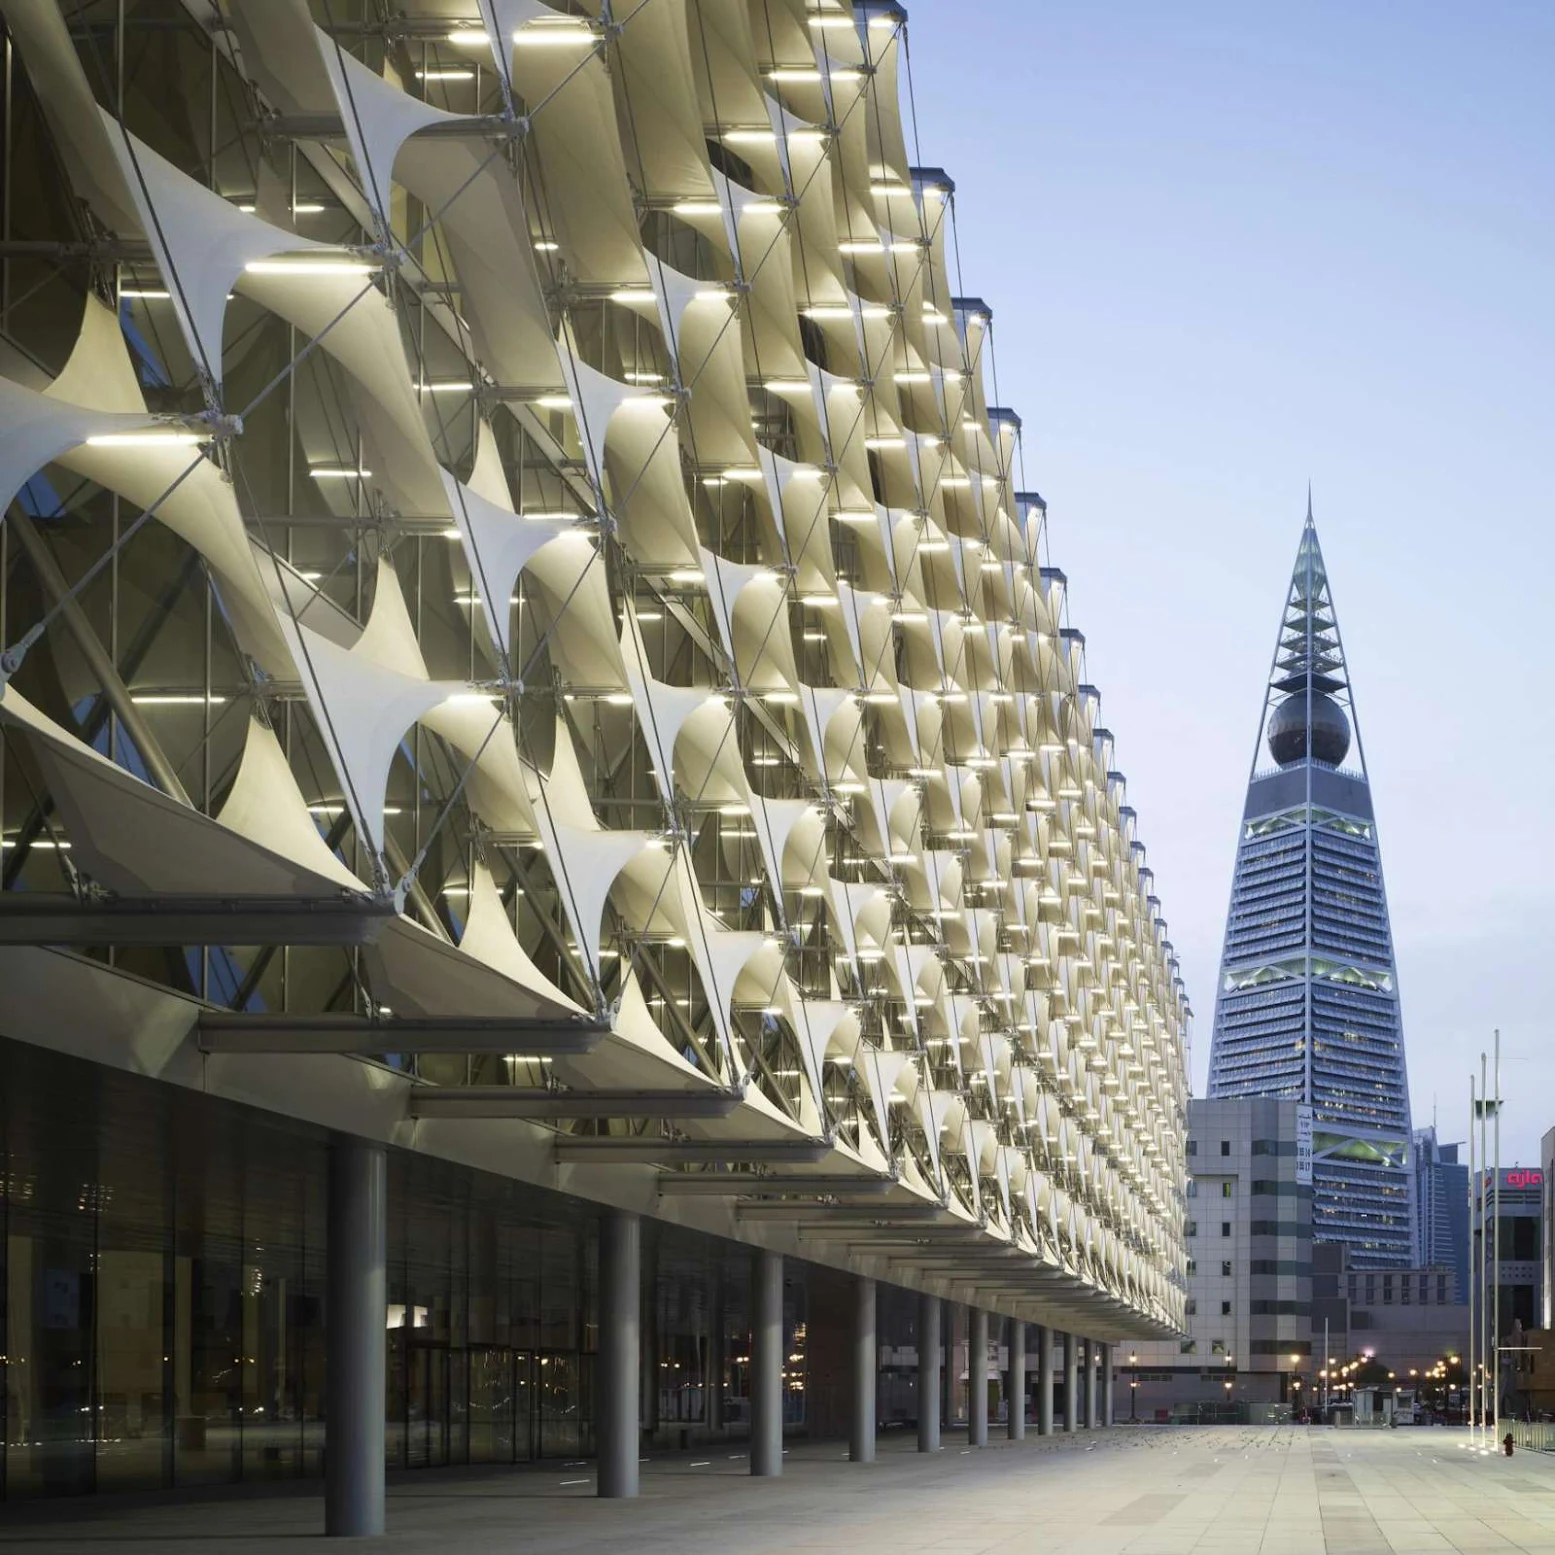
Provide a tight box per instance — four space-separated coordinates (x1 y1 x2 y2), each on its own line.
1207 502 1415 1268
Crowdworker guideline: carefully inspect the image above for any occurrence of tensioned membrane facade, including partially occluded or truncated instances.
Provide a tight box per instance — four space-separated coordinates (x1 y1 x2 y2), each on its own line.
0 0 1187 1346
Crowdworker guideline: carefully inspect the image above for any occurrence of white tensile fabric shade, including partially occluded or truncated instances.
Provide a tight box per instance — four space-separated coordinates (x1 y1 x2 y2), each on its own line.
0 0 1190 1338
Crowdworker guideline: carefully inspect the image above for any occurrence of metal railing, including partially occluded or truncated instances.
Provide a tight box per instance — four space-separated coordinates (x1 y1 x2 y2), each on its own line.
1511 1419 1555 1453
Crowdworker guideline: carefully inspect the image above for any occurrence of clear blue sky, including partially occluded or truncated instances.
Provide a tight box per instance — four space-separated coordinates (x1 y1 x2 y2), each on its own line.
905 1 1555 1164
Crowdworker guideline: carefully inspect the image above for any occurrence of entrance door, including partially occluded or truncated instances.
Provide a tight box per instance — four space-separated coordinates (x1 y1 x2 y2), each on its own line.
406 1343 449 1467
537 1352 592 1459
469 1346 521 1464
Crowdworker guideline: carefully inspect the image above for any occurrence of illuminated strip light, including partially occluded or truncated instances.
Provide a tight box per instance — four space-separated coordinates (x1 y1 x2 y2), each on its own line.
765 68 864 83
86 431 203 448
130 693 228 706
672 201 740 217
513 22 596 47
723 128 828 145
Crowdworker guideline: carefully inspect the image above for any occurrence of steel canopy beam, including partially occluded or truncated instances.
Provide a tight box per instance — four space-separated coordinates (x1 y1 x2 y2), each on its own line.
829 1227 990 1247
655 1174 896 1197
734 1201 945 1223
1 896 395 947
554 1138 830 1165
409 1088 739 1121
199 1013 605 1054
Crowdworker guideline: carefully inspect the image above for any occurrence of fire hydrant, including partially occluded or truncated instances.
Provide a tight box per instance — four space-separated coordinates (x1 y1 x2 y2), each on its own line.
1503 1433 1514 1457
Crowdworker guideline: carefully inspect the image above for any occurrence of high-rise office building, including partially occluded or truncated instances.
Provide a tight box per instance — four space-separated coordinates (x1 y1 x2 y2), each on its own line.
1207 507 1414 1268
1473 1169 1545 1335
1413 1125 1469 1296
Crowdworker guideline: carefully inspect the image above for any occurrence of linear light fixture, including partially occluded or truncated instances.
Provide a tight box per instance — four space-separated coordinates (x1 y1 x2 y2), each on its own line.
766 68 862 84
130 693 228 706
86 431 202 448
513 22 595 47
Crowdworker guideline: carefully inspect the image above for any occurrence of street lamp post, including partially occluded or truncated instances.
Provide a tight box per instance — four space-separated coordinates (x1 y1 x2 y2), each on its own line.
1129 1352 1138 1422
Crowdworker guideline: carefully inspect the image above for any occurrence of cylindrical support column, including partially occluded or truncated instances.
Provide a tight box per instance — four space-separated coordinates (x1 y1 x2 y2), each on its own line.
1037 1325 1054 1436
851 1276 876 1463
1084 1340 1097 1428
969 1307 988 1446
707 1264 725 1435
325 1139 387 1538
750 1250 783 1476
641 1235 660 1439
1063 1331 1078 1433
1007 1320 1026 1440
597 1210 640 1498
1102 1343 1114 1427
940 1298 952 1430
917 1291 941 1452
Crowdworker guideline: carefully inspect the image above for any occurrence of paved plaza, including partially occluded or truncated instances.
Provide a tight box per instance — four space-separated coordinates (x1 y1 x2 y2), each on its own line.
1 1428 1552 1554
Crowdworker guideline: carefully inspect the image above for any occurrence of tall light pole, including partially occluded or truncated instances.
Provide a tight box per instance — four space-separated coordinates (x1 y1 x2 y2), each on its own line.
1323 1318 1330 1419
1479 1050 1489 1452
1468 1070 1477 1443
1492 1029 1501 1444
1129 1351 1138 1422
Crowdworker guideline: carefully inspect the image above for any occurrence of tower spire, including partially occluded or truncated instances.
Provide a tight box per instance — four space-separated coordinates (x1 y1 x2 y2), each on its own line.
1306 480 1313 525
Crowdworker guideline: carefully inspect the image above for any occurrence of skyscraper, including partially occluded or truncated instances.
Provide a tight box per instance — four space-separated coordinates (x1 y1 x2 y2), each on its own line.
1207 505 1414 1268
1414 1125 1470 1297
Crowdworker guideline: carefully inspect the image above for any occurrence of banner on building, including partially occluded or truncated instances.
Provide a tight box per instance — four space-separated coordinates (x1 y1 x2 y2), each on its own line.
1296 1104 1314 1185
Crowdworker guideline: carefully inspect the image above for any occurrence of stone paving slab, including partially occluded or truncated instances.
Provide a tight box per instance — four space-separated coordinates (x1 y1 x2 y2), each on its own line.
1 1426 1553 1553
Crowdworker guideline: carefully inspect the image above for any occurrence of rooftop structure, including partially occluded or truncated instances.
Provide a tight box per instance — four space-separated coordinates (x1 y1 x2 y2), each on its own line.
1207 505 1414 1268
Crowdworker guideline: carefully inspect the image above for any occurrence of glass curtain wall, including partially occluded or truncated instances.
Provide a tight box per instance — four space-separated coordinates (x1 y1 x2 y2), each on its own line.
0 1038 840 1503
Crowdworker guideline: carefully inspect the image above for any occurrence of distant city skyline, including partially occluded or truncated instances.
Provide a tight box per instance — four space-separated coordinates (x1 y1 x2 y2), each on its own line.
908 0 1554 1164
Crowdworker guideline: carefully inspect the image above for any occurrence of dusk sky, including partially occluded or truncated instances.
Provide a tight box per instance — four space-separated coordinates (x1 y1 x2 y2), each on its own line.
906 2 1554 1164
